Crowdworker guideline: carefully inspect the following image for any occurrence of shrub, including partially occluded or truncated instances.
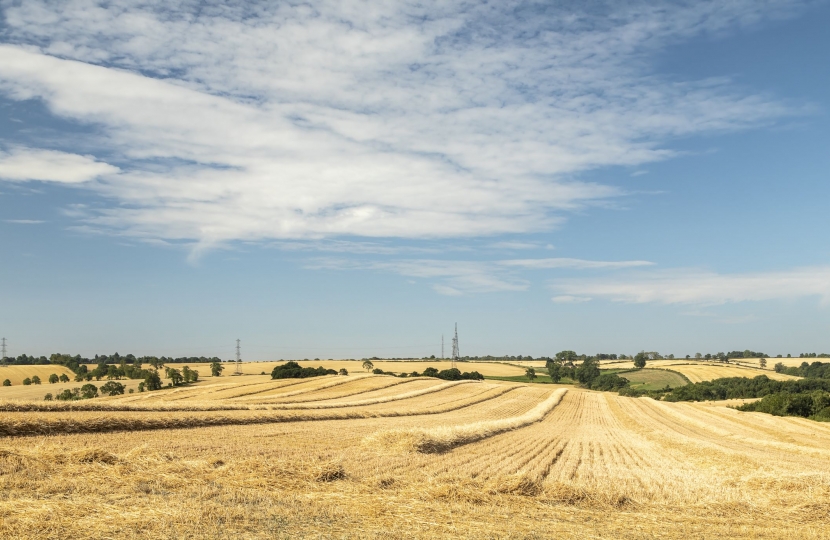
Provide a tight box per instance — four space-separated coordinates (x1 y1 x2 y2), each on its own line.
22 378 32 386
437 368 462 381
44 393 53 401
422 367 439 377
100 381 126 396
49 373 59 384
138 382 146 392
339 368 348 376
56 388 81 401
59 374 70 383
31 375 42 385
128 388 135 394
2 379 10 386
590 373 629 391
410 371 420 377
461 371 484 380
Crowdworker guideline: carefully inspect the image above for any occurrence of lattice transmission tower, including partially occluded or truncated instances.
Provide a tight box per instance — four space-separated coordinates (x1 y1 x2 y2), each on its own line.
235 339 242 375
1 337 6 364
451 324 460 369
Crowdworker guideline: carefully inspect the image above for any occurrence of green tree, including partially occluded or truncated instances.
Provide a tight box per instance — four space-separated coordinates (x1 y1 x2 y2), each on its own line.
633 351 647 369
210 361 224 377
22 378 32 386
48 373 59 384
555 350 578 364
144 372 162 391
575 357 600 386
44 393 53 401
362 360 374 372
80 383 99 399
100 381 126 396
138 382 146 392
59 374 70 383
525 367 537 382
2 379 10 386
759 358 767 369
166 367 183 386
31 375 42 385
546 359 563 383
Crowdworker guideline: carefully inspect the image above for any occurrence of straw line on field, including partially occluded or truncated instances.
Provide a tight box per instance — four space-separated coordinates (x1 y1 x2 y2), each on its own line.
364 388 568 453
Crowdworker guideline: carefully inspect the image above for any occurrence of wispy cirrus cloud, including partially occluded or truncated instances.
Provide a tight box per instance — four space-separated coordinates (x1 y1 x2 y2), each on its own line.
0 0 810 249
550 267 830 306
501 258 654 270
312 256 661 295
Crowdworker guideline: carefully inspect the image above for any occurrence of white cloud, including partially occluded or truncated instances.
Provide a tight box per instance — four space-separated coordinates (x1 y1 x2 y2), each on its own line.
4 219 45 224
488 241 547 250
501 258 654 270
0 147 118 183
309 258 529 295
312 255 660 294
550 267 830 306
0 1 808 247
551 295 592 304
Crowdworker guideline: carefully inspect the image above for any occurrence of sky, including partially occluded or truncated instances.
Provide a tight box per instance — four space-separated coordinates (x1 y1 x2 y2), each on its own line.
0 0 829 360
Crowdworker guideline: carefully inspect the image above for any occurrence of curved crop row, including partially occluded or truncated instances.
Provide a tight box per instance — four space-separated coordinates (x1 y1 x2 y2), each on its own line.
364 388 568 453
0 384 518 437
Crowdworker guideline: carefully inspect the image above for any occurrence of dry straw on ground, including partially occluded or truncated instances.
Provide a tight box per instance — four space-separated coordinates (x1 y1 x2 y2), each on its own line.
364 388 567 453
2 375 830 538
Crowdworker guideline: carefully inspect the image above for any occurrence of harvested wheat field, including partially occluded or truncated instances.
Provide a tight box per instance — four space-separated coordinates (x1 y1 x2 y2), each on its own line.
97 360 529 378
0 365 77 386
1 374 829 539
663 362 799 383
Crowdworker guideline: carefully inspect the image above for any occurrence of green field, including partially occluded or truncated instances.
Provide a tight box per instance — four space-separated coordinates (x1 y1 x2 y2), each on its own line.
613 368 690 390
484 374 576 385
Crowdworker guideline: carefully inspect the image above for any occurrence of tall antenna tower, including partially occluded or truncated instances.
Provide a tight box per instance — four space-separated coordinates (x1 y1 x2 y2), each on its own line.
1 337 6 364
451 323 460 369
235 339 242 375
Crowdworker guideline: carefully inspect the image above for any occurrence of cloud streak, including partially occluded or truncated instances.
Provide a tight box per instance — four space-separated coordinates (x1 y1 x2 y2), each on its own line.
0 1 807 248
0 147 117 183
550 267 830 306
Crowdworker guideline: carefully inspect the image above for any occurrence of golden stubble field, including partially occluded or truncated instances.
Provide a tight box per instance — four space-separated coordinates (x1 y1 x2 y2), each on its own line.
600 359 799 382
1 373 829 539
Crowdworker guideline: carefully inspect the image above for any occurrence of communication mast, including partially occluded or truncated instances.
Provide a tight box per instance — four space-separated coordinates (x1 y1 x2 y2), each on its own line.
451 324 460 369
234 339 242 375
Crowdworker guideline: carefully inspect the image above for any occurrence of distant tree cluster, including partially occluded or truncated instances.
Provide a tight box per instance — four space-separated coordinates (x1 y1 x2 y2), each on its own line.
271 362 337 379
737 391 830 420
774 361 830 379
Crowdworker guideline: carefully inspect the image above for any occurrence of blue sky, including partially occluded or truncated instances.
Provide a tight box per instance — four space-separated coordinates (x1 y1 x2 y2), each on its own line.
1 0 829 360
